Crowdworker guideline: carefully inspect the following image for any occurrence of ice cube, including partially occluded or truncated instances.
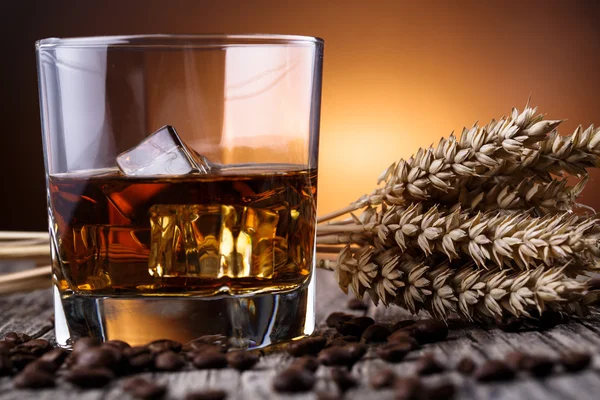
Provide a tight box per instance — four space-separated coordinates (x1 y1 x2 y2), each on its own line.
116 125 210 176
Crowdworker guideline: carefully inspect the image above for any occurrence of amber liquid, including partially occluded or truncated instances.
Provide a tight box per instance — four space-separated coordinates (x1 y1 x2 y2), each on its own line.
48 165 317 297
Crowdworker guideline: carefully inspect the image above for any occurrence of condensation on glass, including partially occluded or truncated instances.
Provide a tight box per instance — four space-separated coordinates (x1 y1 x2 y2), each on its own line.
37 34 323 348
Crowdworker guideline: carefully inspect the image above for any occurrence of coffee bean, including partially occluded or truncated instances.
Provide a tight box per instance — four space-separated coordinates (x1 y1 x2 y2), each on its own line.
290 356 319 372
124 346 151 358
316 392 341 400
273 367 316 393
184 335 229 353
344 343 366 361
337 322 364 338
286 336 327 356
154 351 185 371
185 389 227 400
10 353 37 371
362 324 390 342
104 340 131 351
522 356 554 377
23 360 59 374
394 376 422 400
40 348 69 367
474 360 515 382
64 367 115 388
455 357 476 374
495 316 522 333
327 338 349 347
318 346 354 367
192 351 227 369
225 351 259 371
391 320 417 332
73 337 101 353
369 368 396 389
377 342 412 363
347 298 368 311
560 352 591 372
4 332 31 345
147 339 182 353
19 339 51 356
504 352 526 370
412 320 448 344
326 312 353 328
0 340 15 354
13 369 54 389
426 381 455 400
415 354 444 375
122 377 167 399
331 367 357 392
0 354 13 376
129 353 154 371
590 275 600 290
75 347 121 370
388 332 420 349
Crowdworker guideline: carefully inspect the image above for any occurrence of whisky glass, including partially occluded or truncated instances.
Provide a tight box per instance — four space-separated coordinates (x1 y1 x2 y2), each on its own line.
36 35 323 348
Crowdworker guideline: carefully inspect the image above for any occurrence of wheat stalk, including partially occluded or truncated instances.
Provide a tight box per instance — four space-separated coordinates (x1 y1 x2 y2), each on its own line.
317 204 600 271
318 106 562 224
321 247 597 321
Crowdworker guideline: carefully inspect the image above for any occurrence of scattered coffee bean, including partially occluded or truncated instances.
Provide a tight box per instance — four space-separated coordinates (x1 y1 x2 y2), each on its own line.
10 353 37 371
331 367 357 392
412 320 448 344
336 322 364 338
0 340 15 354
147 339 182 353
124 346 151 358
13 369 54 389
345 342 367 361
394 376 422 400
75 346 121 370
504 352 526 370
184 336 229 353
377 342 412 363
192 351 228 369
122 377 167 400
589 275 600 290
318 346 354 367
290 356 319 372
560 352 591 372
64 367 115 388
362 324 390 342
104 340 131 351
391 320 416 332
185 389 227 400
286 336 327 356
316 392 341 400
415 354 444 375
327 338 349 347
23 360 59 374
128 353 154 371
495 316 522 333
369 368 396 389
73 337 101 353
326 312 353 328
273 367 316 393
225 351 259 371
522 356 554 378
351 316 375 331
426 381 455 400
387 332 419 349
347 298 368 311
0 354 12 376
154 351 185 371
4 332 31 345
474 360 515 382
455 356 476 374
39 348 69 367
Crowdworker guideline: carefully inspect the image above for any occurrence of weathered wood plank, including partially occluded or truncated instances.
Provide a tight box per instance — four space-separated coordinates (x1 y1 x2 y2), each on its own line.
0 267 599 399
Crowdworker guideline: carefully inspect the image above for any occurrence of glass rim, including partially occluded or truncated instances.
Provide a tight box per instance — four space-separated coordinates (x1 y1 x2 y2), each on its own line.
36 34 324 49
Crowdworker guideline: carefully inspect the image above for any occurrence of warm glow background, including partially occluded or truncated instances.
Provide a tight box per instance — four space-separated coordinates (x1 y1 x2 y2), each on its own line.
2 0 600 230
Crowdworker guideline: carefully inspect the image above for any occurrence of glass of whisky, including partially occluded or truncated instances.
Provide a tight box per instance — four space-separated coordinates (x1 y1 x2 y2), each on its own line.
36 35 323 348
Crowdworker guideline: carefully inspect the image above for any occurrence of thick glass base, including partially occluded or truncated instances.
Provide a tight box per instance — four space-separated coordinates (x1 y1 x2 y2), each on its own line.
53 275 315 349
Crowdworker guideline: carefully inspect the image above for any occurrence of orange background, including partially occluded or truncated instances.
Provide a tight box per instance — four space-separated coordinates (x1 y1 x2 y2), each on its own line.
2 0 600 230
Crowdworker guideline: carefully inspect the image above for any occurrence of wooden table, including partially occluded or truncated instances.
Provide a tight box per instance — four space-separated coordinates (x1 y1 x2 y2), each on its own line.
1 268 599 399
